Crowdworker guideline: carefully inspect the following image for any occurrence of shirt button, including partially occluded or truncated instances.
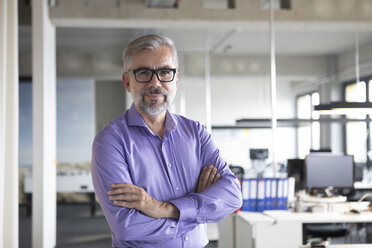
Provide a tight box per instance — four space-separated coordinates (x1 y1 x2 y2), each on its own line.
168 163 172 168
185 236 189 241
176 187 179 191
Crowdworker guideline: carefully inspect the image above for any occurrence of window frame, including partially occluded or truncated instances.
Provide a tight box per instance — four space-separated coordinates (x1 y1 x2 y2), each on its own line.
342 75 372 168
295 91 319 158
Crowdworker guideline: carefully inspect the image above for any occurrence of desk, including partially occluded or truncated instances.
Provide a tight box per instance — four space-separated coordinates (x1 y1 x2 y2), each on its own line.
300 245 372 248
235 212 302 248
235 204 372 248
24 170 97 216
264 209 372 224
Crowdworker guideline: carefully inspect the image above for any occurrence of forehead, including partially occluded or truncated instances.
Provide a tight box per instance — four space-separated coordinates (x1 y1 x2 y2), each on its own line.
131 46 176 69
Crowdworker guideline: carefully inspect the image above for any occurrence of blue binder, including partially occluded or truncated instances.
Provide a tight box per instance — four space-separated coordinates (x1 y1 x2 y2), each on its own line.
256 179 265 212
241 178 249 211
248 178 257 211
270 178 278 210
276 178 284 209
276 178 289 210
264 178 272 210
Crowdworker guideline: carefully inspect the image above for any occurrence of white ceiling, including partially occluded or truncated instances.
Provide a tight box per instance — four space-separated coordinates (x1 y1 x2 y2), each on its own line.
19 24 372 56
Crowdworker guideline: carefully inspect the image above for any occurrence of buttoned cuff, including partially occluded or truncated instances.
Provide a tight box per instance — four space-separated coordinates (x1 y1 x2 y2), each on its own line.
170 197 197 223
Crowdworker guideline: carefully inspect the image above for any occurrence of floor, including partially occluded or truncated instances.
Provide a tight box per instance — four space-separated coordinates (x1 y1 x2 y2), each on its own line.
19 204 218 248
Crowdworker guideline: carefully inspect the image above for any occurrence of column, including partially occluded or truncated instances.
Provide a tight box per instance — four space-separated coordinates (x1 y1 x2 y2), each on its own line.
0 0 19 247
32 0 57 247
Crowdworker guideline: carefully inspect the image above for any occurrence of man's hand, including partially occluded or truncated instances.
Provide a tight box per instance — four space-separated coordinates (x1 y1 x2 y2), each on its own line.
196 165 221 193
107 183 180 219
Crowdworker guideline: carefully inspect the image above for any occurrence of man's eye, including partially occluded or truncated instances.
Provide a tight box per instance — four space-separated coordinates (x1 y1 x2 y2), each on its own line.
137 70 151 77
159 70 171 76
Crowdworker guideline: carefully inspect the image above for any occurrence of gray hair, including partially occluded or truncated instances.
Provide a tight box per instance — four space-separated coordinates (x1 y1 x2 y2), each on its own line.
123 34 179 72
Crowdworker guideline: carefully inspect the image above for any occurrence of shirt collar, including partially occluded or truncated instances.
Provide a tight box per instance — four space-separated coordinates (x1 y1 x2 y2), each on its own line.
165 110 177 132
127 104 147 127
127 103 178 132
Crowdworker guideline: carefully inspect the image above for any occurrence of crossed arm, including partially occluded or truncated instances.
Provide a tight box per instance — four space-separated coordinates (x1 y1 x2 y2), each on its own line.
107 165 221 219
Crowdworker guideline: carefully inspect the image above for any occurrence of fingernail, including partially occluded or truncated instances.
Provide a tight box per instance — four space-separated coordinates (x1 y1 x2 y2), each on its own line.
107 191 111 194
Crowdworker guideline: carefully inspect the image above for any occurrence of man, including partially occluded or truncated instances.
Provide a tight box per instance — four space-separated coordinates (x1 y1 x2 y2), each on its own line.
91 34 242 248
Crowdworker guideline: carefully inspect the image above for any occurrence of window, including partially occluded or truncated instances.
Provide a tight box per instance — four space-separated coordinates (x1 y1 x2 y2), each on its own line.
296 92 320 158
344 76 372 164
19 79 95 168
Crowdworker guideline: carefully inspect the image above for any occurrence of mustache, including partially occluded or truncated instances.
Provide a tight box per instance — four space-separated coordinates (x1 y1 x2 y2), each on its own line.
141 87 168 97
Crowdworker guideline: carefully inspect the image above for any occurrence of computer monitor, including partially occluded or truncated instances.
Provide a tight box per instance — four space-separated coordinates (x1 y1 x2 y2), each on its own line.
249 148 268 160
305 154 354 191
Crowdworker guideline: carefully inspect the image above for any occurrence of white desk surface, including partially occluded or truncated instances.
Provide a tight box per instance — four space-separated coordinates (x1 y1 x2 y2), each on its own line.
237 204 372 224
263 209 372 223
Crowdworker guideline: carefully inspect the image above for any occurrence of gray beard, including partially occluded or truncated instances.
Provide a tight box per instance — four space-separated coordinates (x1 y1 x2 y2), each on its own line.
137 87 173 116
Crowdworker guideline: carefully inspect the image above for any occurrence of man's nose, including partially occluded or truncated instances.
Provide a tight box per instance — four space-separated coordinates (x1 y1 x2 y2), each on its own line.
148 72 162 87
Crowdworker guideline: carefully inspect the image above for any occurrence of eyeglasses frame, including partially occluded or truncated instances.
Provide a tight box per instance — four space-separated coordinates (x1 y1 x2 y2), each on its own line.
129 68 178 83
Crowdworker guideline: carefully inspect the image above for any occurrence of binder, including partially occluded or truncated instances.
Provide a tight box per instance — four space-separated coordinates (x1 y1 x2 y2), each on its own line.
276 178 284 209
276 178 289 210
241 178 249 211
270 178 278 210
264 178 272 210
248 178 257 211
256 179 265 212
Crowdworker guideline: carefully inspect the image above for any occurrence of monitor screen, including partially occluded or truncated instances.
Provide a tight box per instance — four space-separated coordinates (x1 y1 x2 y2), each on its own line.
250 148 268 160
305 154 354 190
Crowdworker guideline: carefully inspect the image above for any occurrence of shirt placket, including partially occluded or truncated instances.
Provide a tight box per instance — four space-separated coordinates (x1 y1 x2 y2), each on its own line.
161 138 183 198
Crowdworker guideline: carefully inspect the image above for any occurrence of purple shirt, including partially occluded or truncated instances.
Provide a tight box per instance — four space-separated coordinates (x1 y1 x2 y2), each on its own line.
91 104 242 248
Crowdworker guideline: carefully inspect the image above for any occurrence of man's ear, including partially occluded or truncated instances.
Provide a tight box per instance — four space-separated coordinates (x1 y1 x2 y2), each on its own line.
122 72 131 92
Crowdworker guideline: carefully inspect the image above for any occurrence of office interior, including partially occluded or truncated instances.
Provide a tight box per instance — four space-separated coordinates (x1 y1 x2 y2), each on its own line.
2 0 372 247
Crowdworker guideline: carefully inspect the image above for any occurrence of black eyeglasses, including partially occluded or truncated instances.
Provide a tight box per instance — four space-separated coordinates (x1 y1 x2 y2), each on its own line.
129 68 177 83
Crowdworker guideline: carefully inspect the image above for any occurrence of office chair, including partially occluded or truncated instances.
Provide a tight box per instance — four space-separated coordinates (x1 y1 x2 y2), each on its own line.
229 165 244 180
304 223 349 242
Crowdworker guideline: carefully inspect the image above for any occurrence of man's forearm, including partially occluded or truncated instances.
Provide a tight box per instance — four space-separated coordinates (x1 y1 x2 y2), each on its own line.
108 183 180 219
